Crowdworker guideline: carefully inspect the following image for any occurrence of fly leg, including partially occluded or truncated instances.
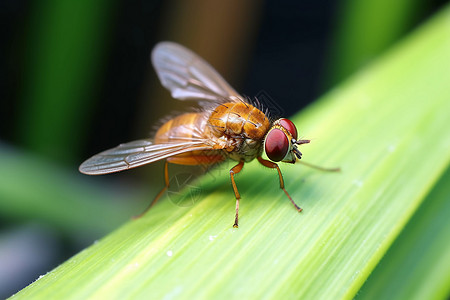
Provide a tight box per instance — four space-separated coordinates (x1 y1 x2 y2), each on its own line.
257 156 302 212
230 160 245 228
133 160 169 219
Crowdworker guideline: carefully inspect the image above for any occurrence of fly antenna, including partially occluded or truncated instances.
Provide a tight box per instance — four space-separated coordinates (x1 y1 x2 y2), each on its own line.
294 139 310 145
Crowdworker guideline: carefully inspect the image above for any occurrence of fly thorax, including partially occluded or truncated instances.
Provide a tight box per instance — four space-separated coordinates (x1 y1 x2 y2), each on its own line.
225 137 262 162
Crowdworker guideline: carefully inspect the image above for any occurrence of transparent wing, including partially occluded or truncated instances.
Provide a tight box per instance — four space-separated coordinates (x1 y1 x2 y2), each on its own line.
151 41 243 104
79 139 213 175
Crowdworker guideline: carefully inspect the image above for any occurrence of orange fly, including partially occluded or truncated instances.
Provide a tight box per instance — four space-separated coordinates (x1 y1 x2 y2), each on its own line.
79 42 336 227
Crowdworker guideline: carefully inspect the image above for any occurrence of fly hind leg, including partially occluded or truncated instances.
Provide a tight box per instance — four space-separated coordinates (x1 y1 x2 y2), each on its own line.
230 160 245 228
257 156 302 212
133 160 170 219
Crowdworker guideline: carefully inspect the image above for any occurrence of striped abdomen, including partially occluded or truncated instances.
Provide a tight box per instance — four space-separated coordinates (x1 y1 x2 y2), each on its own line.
154 112 208 144
154 112 225 165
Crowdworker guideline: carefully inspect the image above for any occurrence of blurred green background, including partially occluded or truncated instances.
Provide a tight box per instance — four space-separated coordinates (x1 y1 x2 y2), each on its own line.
0 0 448 298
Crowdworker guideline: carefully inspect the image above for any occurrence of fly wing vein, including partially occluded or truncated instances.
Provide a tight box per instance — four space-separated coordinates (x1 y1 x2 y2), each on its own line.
152 42 242 104
79 140 212 175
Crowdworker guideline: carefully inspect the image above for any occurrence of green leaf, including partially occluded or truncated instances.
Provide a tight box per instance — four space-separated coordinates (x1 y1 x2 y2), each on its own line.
356 165 450 300
11 5 450 299
0 145 146 237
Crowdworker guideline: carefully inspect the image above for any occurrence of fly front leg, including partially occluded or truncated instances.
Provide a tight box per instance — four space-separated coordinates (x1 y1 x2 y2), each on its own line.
230 160 245 228
133 160 170 219
257 156 302 212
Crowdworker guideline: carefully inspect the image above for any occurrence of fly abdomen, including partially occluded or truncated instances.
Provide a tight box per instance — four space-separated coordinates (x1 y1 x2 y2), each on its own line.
154 112 208 144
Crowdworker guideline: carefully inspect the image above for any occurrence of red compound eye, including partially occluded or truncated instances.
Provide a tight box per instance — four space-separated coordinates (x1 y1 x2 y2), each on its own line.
265 128 289 162
279 118 298 140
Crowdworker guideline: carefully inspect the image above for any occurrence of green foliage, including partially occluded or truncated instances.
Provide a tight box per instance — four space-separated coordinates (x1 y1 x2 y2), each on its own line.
326 0 423 87
0 146 145 237
10 4 450 300
17 0 115 163
357 166 450 299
